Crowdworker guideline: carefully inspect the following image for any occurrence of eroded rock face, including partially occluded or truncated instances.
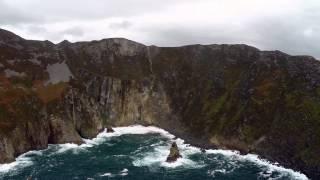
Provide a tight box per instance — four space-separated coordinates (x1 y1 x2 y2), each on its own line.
48 115 83 144
0 28 320 178
166 142 182 163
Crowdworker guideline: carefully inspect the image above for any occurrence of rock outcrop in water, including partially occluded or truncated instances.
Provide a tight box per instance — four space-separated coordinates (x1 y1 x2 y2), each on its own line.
166 142 182 163
0 28 320 178
106 126 115 133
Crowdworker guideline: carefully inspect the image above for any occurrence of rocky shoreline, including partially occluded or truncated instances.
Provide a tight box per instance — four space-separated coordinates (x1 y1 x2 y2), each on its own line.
0 28 320 178
0 124 309 179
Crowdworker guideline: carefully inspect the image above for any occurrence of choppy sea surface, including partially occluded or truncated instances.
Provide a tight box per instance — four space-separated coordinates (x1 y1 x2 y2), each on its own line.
0 125 308 180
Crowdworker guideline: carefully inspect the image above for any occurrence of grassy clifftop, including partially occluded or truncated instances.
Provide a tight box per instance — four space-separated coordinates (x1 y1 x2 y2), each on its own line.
0 28 319 178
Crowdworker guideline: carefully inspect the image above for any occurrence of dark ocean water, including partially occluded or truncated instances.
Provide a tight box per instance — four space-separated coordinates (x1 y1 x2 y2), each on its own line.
0 126 308 180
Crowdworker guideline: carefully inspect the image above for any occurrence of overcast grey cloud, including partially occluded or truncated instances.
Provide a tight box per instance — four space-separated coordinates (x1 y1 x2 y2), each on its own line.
0 0 319 58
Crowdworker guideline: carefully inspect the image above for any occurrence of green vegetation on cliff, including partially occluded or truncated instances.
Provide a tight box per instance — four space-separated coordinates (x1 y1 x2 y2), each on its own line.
0 29 319 178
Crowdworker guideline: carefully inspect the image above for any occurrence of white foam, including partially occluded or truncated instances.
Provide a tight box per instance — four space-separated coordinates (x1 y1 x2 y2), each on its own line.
206 149 239 156
207 169 227 177
56 143 81 154
110 125 308 179
100 172 113 177
243 154 307 180
120 172 128 176
43 125 175 156
174 138 202 155
0 151 35 175
120 168 128 173
119 168 129 176
100 169 128 177
112 154 126 158
0 161 20 174
206 149 308 180
0 125 310 180
105 125 203 168
98 125 175 139
132 137 204 169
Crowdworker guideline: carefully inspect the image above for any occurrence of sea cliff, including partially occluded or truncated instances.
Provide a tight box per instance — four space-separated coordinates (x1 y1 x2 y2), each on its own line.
0 29 319 178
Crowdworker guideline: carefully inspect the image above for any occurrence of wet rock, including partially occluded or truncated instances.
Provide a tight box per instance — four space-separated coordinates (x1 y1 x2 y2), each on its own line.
98 128 105 133
166 142 182 163
48 115 83 145
1 28 320 179
106 126 115 133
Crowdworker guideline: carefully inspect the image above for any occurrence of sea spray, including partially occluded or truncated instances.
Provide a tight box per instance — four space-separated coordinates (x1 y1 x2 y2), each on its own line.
0 125 309 180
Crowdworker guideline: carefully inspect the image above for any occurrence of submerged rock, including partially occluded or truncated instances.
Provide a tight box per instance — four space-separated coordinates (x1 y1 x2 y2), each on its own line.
166 142 182 163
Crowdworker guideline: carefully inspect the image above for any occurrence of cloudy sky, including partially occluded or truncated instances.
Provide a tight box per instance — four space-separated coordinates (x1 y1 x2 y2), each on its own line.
0 0 319 58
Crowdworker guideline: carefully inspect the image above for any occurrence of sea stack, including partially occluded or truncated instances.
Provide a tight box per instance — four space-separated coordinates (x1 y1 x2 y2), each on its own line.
0 28 319 178
166 142 182 163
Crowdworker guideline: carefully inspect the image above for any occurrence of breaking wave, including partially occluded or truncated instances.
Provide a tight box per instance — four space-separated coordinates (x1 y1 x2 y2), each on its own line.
0 125 309 179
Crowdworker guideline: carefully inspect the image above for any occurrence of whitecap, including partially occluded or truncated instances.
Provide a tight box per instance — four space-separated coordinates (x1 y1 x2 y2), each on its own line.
119 168 128 176
124 126 308 179
242 154 307 180
100 172 113 177
206 149 308 180
56 143 79 153
112 154 127 158
0 125 310 180
120 168 128 173
174 138 202 155
207 168 227 177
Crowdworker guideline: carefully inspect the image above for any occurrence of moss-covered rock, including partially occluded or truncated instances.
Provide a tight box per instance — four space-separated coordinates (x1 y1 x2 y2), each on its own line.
0 28 320 178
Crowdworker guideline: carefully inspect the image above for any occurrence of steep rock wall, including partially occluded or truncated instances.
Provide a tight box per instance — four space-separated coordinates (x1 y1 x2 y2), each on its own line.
0 29 319 178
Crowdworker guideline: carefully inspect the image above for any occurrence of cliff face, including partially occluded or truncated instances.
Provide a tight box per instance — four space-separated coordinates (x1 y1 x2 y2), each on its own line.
0 29 320 178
